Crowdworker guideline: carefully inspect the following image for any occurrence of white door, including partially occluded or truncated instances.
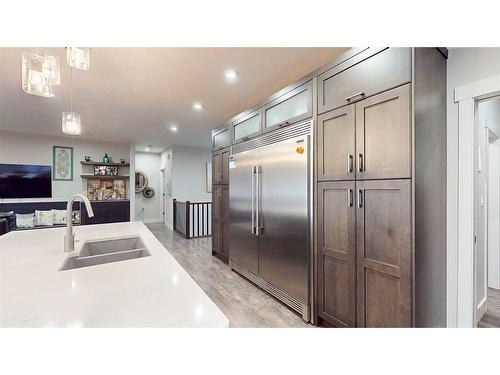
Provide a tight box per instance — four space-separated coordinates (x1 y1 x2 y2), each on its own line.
488 133 500 290
474 112 488 325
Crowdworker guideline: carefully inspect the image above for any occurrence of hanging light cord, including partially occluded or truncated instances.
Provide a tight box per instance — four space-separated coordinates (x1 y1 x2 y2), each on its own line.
70 67 73 113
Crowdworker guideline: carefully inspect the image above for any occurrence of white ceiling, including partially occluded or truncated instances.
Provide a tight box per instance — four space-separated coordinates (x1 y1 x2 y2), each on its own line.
0 47 348 152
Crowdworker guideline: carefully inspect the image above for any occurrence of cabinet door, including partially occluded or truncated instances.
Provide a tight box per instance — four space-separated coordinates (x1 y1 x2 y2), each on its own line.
221 149 230 184
263 81 312 133
213 126 230 151
232 110 261 143
356 84 411 180
221 186 230 257
212 187 222 255
317 105 355 181
213 152 222 184
356 179 412 327
82 204 108 225
318 48 411 114
318 181 356 327
108 202 130 223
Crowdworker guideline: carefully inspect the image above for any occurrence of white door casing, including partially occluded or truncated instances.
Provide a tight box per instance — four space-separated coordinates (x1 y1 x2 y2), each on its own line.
450 74 500 327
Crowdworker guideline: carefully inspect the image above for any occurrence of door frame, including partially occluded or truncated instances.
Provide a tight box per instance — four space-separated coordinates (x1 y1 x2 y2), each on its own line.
449 74 500 327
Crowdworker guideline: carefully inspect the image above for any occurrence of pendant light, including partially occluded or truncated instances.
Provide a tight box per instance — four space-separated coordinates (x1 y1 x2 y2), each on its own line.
21 51 55 97
66 47 90 70
21 49 61 97
62 67 81 135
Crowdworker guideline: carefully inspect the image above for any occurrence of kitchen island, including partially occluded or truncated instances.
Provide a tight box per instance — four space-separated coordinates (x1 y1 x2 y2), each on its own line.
0 221 229 327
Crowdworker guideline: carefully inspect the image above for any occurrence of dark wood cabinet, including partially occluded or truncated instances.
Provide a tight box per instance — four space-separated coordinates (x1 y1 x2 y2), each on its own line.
318 181 356 327
212 185 229 261
355 179 412 327
317 47 411 114
221 186 230 258
356 84 411 180
317 105 355 181
213 148 230 185
212 186 222 256
81 201 130 225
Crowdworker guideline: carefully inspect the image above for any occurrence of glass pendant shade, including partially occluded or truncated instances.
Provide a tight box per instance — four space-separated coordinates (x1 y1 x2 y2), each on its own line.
21 52 54 97
62 112 81 135
42 53 60 85
67 47 90 70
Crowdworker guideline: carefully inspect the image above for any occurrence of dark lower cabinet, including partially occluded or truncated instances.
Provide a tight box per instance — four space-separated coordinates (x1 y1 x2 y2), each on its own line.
356 179 412 327
212 186 229 262
81 201 130 225
318 179 412 328
318 181 356 327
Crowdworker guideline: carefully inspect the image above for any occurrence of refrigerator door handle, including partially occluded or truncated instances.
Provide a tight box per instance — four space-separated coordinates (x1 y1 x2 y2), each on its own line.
255 165 262 236
251 166 255 234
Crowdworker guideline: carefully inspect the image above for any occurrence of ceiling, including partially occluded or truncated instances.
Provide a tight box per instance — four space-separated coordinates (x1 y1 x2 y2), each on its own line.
0 48 348 152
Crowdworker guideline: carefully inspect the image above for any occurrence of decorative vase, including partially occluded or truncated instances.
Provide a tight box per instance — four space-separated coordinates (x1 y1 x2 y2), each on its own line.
120 158 126 164
84 156 90 162
103 153 110 163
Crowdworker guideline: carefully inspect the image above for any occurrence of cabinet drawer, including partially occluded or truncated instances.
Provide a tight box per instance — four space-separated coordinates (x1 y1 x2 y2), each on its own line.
213 126 230 151
263 81 312 132
318 48 411 114
232 110 261 143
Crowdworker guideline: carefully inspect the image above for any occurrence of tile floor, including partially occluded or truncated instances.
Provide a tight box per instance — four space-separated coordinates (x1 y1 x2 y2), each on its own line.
146 223 311 328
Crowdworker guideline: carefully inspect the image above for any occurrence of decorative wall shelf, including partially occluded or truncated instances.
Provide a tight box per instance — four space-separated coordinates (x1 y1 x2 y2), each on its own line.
80 161 130 167
80 175 130 180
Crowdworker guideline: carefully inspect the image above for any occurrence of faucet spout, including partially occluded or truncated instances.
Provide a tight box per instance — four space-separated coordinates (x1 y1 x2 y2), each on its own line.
65 194 94 253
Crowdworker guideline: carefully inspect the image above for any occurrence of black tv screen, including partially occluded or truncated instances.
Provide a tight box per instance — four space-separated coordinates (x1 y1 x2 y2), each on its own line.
0 164 52 198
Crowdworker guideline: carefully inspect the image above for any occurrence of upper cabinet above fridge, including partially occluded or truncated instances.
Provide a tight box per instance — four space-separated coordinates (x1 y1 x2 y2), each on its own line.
262 81 312 133
317 48 412 114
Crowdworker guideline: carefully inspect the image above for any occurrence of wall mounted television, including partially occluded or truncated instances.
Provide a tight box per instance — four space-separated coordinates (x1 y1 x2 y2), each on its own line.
0 164 52 199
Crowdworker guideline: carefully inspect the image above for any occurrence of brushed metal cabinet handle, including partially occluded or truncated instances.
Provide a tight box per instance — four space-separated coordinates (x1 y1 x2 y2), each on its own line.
357 189 363 208
357 153 364 173
345 91 366 102
347 189 353 207
347 154 353 173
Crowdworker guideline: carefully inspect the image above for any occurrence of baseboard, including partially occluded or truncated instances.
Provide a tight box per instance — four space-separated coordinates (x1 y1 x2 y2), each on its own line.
476 296 488 324
142 218 162 224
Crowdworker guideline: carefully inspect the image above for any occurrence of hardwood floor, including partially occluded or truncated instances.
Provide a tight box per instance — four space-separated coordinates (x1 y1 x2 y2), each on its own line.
146 223 311 328
478 288 500 328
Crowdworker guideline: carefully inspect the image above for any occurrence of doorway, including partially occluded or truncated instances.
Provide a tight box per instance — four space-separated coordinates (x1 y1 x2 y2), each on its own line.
475 97 500 327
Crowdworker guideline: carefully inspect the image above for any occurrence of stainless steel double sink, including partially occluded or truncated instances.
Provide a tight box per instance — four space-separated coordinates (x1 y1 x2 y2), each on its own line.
59 237 151 271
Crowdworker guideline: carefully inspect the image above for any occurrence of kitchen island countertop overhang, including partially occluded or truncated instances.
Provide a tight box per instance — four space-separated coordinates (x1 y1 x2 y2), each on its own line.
0 221 229 327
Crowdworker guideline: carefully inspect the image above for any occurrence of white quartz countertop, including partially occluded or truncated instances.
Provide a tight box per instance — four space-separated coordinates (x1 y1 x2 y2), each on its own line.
0 222 229 327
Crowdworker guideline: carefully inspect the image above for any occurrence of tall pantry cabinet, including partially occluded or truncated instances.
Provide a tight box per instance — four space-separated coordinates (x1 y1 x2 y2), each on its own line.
316 48 447 327
212 124 231 263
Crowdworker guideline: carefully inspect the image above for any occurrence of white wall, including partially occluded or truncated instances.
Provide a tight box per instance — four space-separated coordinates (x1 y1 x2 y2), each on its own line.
159 145 211 229
0 130 130 203
171 145 211 202
447 48 500 325
161 149 173 228
134 151 162 223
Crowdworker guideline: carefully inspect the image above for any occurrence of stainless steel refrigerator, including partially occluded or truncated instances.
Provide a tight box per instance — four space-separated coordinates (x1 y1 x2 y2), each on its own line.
229 121 312 320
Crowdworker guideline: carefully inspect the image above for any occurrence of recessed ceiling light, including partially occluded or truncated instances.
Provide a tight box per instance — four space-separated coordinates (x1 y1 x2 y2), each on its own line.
193 102 203 111
225 69 239 83
170 124 178 132
145 145 153 152
145 148 150 152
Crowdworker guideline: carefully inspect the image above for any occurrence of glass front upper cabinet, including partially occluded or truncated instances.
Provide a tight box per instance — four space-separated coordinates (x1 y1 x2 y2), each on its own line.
232 111 261 143
263 81 312 131
212 125 230 150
